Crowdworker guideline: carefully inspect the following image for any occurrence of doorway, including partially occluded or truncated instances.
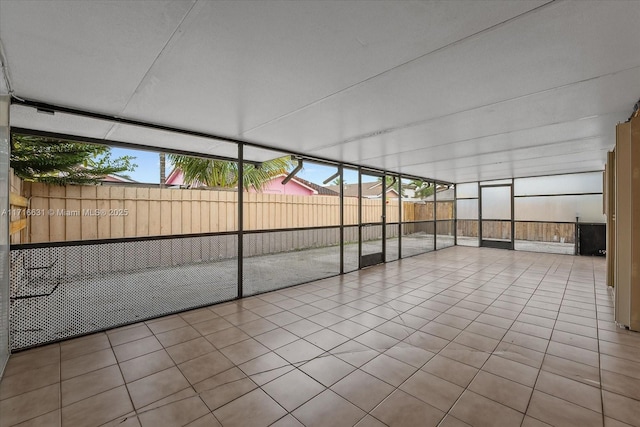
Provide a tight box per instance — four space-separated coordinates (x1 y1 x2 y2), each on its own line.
479 184 514 249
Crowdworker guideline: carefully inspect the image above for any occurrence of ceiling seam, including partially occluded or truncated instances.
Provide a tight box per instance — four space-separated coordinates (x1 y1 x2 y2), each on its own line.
391 136 608 169
101 0 199 140
354 112 626 163
305 64 640 154
241 0 558 136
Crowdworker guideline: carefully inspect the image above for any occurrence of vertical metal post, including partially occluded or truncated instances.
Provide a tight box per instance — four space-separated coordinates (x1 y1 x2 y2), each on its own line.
339 165 344 274
237 144 244 298
382 174 386 262
433 181 437 251
358 168 362 269
454 184 458 246
478 183 483 246
398 175 402 259
510 181 515 250
575 216 579 255
0 95 10 376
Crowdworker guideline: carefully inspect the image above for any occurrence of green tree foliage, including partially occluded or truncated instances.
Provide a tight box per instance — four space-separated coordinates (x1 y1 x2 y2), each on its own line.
411 179 435 199
11 135 137 185
168 154 295 191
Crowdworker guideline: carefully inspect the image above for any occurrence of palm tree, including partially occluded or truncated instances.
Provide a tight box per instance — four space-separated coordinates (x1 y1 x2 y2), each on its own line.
411 179 435 199
168 154 294 191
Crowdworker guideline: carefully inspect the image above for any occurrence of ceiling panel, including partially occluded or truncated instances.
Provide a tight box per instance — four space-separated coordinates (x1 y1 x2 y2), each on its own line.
0 0 195 113
1 0 638 183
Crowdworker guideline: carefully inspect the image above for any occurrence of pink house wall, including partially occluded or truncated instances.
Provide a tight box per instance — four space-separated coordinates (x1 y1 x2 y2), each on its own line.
165 170 315 195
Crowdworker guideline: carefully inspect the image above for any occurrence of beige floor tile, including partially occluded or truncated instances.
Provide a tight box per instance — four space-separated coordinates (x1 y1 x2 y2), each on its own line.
299 354 355 387
185 414 221 427
223 310 261 326
0 361 59 400
166 337 216 365
521 415 553 427
509 321 553 340
12 410 60 427
494 341 545 368
600 354 640 380
450 390 523 427
439 342 490 368
238 318 279 336
438 415 472 427
400 370 464 412
420 321 461 340
421 354 479 388
329 320 371 339
138 396 209 427
191 317 234 336
119 349 175 383
527 390 603 427
464 321 507 340
331 369 394 412
60 333 110 360
199 377 257 411
266 311 304 327
282 319 324 337
205 326 251 349
384 341 435 367
0 384 60 426
263 369 324 411
3 345 60 378
61 364 124 406
370 390 444 427
601 369 640 401
155 326 201 348
270 415 304 427
108 324 153 347
293 390 366 427
214 388 286 427
353 330 398 351
403 330 450 353
275 339 325 364
361 353 416 387
535 370 602 412
546 341 600 367
483 354 539 387
126 367 191 409
113 336 163 363
146 316 188 335
60 348 116 380
468 370 532 412
219 339 270 365
541 354 601 387
178 350 235 384
179 307 219 325
353 415 387 427
192 366 247 393
61 386 133 427
304 329 350 351
330 340 380 367
602 391 640 427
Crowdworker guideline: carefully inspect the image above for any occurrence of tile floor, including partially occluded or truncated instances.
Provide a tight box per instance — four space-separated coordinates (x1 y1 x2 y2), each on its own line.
1 246 639 427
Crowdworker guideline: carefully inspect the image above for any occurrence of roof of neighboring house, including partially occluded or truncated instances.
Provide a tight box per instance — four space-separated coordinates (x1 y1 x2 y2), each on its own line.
292 176 339 196
423 186 454 201
100 173 137 183
325 182 400 198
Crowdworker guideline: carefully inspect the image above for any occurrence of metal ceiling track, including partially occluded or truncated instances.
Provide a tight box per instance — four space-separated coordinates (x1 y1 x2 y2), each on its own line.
10 96 452 186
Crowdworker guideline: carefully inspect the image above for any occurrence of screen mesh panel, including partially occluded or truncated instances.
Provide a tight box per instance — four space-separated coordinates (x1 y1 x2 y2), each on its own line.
10 234 237 350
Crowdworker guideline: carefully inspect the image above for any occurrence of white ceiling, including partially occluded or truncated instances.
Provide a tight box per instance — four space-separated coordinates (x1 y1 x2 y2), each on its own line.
1 0 638 183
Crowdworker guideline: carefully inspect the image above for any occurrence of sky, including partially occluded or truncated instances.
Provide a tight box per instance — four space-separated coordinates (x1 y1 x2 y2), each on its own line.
110 146 362 186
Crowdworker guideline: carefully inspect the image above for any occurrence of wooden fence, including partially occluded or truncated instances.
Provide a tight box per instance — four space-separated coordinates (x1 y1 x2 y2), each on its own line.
457 219 576 243
22 182 455 244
